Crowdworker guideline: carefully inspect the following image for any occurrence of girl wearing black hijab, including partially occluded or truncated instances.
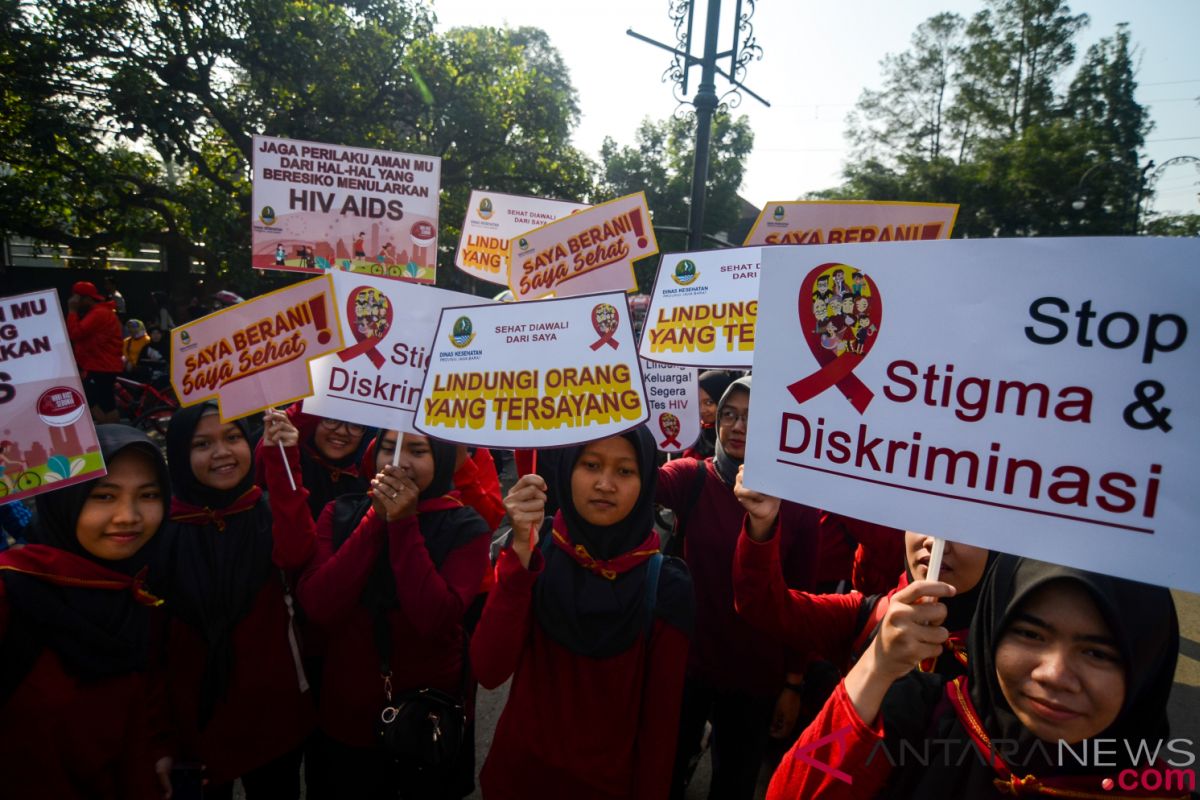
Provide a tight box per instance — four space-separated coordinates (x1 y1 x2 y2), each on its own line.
297 430 491 799
472 428 695 800
256 402 375 519
160 404 317 798
681 370 738 460
0 425 171 799
769 555 1184 799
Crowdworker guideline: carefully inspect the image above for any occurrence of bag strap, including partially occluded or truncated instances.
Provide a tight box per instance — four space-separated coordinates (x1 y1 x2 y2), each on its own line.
371 604 472 703
850 592 890 661
642 553 663 636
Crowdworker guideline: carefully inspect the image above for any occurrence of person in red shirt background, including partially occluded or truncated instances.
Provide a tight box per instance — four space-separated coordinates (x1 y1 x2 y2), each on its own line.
66 280 123 424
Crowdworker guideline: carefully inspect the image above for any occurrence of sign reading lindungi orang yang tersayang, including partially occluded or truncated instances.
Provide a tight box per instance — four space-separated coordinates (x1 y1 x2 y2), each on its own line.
640 247 761 368
744 238 1200 592
415 292 649 449
455 190 587 285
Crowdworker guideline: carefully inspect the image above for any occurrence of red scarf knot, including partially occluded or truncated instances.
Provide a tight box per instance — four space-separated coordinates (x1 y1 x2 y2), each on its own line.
131 565 164 607
550 516 660 581
170 486 263 532
995 774 1044 796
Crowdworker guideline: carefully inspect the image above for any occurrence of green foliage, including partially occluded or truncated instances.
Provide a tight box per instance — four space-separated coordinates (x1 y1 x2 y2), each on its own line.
596 112 754 290
0 2 593 300
824 0 1153 238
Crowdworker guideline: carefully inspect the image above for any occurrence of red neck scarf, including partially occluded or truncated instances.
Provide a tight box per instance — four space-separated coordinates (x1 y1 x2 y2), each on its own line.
0 544 162 607
170 486 263 532
946 676 1188 799
550 515 660 580
417 492 464 514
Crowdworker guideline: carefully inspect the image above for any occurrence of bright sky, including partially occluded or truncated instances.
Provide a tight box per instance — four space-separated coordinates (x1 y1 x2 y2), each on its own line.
432 0 1200 217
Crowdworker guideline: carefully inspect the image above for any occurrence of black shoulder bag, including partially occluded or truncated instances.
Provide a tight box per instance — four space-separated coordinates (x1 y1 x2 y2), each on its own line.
373 611 469 775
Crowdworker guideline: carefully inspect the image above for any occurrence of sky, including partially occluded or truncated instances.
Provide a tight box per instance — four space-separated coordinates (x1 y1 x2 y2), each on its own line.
432 0 1200 217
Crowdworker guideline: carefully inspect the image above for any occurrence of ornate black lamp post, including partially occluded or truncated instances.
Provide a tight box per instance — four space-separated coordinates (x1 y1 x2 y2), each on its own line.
628 1 769 249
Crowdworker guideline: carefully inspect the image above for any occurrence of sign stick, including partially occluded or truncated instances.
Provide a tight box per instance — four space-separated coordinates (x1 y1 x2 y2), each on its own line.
925 537 946 583
278 441 296 491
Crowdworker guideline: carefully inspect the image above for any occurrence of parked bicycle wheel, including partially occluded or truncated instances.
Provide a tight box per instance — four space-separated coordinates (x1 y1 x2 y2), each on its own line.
134 404 175 439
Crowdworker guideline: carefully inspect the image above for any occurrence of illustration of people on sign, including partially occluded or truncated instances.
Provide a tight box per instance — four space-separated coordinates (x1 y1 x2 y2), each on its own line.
275 243 286 266
353 287 390 339
353 232 367 259
811 264 875 357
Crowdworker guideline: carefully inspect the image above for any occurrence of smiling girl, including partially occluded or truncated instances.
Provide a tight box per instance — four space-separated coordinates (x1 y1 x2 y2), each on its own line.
0 426 171 799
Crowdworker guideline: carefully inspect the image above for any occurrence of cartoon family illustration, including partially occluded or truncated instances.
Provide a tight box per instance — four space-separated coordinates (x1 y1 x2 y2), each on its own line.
811 265 876 356
353 287 391 340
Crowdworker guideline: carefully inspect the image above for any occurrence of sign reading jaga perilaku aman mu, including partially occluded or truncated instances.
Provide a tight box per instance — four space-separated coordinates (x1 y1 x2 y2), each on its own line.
640 358 700 453
0 290 106 502
305 271 485 434
744 200 958 246
743 237 1200 591
508 192 658 301
639 247 761 369
171 276 344 422
455 190 587 286
251 135 441 283
415 292 650 449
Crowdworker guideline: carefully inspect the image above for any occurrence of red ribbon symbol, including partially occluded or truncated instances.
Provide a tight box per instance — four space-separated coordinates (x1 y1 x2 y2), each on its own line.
786 262 880 413
337 286 393 369
589 303 621 350
658 413 682 448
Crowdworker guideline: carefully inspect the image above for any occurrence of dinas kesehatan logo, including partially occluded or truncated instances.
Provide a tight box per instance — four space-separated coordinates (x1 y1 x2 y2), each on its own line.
772 205 785 221
788 262 882 414
259 205 276 225
449 315 476 349
517 237 529 251
477 197 494 220
672 258 699 286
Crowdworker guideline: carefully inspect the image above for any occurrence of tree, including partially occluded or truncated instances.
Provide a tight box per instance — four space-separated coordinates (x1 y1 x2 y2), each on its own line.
0 2 594 300
596 112 754 290
823 3 1152 239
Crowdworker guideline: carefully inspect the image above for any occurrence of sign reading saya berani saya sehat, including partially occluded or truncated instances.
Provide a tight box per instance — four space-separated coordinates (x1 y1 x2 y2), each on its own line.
415 291 650 449
743 200 958 246
171 275 344 422
0 290 106 502
251 135 441 284
455 189 588 285
743 237 1200 591
304 271 487 434
508 192 658 301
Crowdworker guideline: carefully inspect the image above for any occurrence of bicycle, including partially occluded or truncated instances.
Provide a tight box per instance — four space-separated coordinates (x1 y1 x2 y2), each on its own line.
114 368 179 437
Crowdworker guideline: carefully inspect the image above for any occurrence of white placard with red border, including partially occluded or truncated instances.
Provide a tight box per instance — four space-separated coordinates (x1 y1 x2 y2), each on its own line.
743 238 1200 591
508 192 658 301
251 135 441 284
641 359 700 453
744 200 958 247
171 276 344 422
455 190 587 285
305 272 486 433
0 290 106 502
415 292 649 449
640 247 761 368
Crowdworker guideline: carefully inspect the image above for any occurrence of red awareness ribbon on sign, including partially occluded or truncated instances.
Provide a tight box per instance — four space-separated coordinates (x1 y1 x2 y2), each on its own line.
589 303 621 350
658 413 682 448
337 287 392 368
786 263 880 414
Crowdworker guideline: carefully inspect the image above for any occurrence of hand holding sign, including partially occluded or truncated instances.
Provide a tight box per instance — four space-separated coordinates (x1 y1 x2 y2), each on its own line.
505 473 548 569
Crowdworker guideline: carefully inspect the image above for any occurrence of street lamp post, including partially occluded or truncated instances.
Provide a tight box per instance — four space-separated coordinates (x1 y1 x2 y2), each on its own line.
628 1 769 250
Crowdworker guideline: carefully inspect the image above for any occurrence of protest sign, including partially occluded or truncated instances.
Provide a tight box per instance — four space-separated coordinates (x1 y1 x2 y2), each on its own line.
305 272 484 433
743 238 1200 591
639 247 760 368
415 292 649 449
251 135 441 283
508 192 658 301
641 359 699 453
455 190 587 285
0 290 106 501
171 276 344 422
743 200 958 247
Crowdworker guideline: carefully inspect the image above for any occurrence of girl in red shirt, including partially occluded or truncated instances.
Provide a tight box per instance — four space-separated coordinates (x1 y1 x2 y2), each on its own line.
472 428 694 800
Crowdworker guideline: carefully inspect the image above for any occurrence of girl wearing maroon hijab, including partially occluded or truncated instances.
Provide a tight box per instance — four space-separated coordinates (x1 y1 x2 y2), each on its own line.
0 425 171 799
159 404 317 798
472 427 694 800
